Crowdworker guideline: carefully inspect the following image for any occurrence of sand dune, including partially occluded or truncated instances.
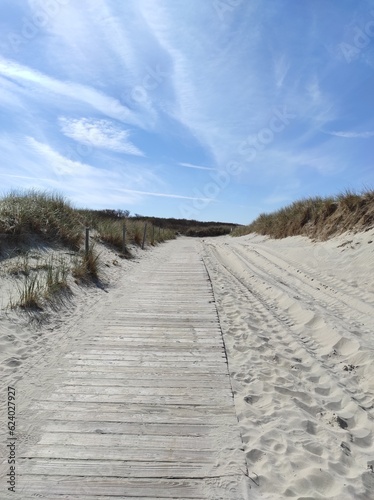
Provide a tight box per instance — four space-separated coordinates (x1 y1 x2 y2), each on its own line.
201 230 374 499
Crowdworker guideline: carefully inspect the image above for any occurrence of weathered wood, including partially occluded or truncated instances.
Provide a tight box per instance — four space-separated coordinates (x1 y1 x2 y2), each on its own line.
20 445 217 462
19 457 238 478
14 239 246 499
18 475 213 498
40 420 228 436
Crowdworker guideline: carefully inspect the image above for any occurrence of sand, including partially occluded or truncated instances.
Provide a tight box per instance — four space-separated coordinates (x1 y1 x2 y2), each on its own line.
0 230 373 499
201 230 374 499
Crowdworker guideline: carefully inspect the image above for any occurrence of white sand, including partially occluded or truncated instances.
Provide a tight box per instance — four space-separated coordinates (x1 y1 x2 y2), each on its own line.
201 229 374 499
0 230 373 499
0 241 145 388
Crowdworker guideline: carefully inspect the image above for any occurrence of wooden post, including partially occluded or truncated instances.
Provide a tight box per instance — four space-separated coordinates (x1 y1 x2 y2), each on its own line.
85 227 90 255
152 225 155 244
142 223 147 250
122 221 126 254
159 226 161 239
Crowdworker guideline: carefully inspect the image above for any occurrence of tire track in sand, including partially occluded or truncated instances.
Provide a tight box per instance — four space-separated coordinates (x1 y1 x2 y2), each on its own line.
202 239 374 500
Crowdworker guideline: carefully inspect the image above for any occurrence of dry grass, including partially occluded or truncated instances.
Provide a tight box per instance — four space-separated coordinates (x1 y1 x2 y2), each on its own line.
0 190 177 309
82 213 176 253
72 246 101 282
8 253 71 309
232 189 374 240
0 190 84 252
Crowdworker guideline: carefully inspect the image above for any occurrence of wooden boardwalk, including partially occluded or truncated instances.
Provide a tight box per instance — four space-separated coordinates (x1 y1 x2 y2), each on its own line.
15 240 247 499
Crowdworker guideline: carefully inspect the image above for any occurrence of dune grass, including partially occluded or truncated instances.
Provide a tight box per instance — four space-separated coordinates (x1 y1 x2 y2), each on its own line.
0 190 84 251
81 212 176 253
0 190 176 309
72 246 101 282
232 189 374 240
7 252 72 309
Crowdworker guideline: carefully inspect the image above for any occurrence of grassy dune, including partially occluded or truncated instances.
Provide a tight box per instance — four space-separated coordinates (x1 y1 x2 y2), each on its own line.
0 191 175 255
0 191 175 309
232 189 374 240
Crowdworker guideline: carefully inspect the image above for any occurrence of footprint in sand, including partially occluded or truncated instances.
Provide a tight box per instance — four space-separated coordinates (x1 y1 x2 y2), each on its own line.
4 357 22 367
246 448 265 463
244 394 261 405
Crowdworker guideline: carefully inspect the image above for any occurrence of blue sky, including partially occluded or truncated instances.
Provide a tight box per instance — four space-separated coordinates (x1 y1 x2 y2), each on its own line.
0 0 373 224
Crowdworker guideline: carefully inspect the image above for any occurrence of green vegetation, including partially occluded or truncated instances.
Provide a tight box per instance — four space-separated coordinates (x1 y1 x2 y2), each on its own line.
233 189 374 240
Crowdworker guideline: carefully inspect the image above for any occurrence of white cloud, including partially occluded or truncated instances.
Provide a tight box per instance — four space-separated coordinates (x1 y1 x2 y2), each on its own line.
274 55 290 88
179 162 216 171
116 188 214 201
325 130 374 138
0 57 139 125
25 137 105 177
59 118 144 156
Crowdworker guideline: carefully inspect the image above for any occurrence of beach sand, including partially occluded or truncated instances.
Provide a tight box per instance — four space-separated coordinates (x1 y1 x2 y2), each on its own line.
0 230 373 499
201 230 374 499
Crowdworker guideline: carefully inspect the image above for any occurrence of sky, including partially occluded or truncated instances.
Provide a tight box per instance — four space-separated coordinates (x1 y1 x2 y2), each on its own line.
0 0 373 224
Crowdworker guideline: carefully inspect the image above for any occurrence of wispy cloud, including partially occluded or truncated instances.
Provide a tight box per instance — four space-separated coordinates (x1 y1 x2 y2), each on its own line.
59 118 144 156
116 188 214 201
325 130 374 138
0 57 138 125
26 137 107 177
274 55 290 88
178 162 216 171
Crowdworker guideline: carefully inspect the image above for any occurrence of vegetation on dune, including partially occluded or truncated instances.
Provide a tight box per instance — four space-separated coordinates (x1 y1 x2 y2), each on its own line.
80 210 176 252
184 225 234 237
0 190 84 250
232 189 374 240
0 191 176 310
136 215 237 236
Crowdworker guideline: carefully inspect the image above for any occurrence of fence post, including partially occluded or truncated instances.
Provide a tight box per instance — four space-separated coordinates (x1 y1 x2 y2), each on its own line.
142 223 147 250
122 221 126 253
85 227 90 255
152 225 155 244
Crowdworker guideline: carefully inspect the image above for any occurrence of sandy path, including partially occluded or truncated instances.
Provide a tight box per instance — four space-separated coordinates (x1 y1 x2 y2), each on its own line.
201 232 374 499
1 239 248 500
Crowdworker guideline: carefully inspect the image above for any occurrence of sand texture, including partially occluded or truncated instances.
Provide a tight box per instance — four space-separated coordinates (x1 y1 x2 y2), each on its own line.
0 230 373 499
201 230 374 499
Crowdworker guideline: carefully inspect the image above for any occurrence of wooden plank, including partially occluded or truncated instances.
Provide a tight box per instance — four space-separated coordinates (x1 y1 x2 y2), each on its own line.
19 458 234 478
38 432 215 449
55 374 230 387
52 386 233 398
30 401 236 417
54 365 228 374
19 445 216 463
17 476 208 498
41 393 233 405
41 420 226 436
66 351 225 359
65 354 226 363
28 408 234 425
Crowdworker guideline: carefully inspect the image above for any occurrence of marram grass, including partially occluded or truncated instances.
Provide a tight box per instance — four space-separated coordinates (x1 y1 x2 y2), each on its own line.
232 189 374 240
